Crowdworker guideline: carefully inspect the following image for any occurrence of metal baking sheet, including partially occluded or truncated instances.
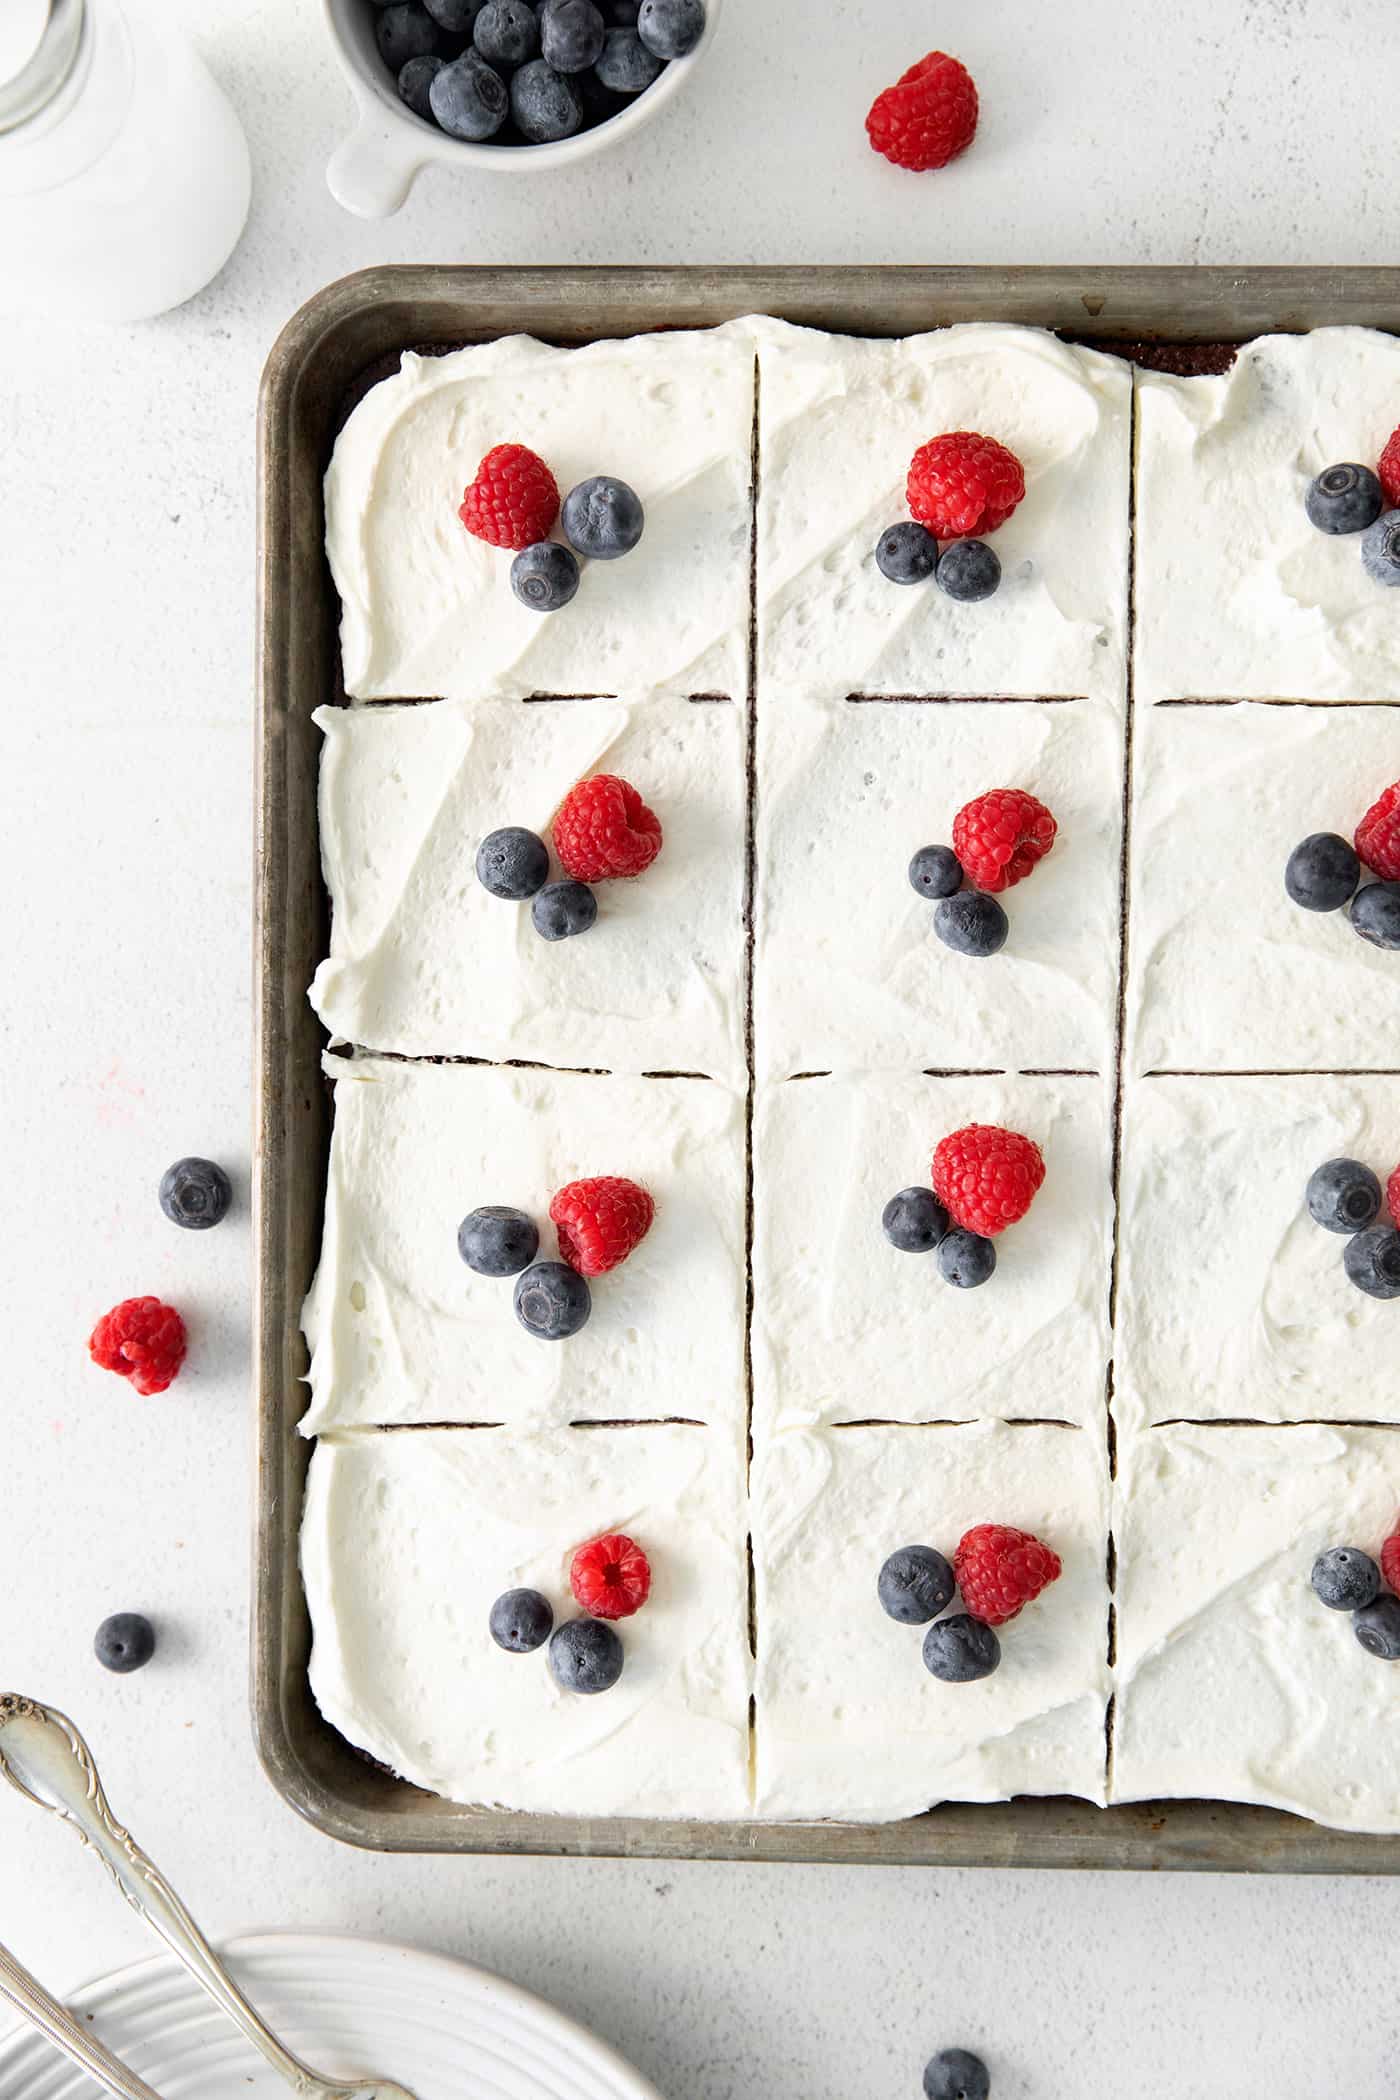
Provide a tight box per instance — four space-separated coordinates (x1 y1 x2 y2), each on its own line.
255 264 1400 1867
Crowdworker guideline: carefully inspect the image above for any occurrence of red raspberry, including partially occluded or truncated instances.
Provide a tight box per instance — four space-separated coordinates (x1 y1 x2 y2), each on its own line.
458 443 560 551
1381 1525 1400 1597
907 432 1025 540
954 1523 1062 1627
866 51 978 174
570 1532 652 1619
952 788 1057 893
932 1124 1045 1238
89 1296 187 1396
1380 427 1400 510
550 1176 655 1276
1388 1163 1400 1230
553 774 663 883
1355 780 1400 881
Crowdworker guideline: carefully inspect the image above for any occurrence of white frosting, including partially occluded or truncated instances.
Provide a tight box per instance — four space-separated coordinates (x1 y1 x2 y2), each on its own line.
751 1073 1114 1435
1126 702 1400 1074
301 1056 746 1436
325 326 755 702
752 1422 1110 1821
755 694 1122 1078
1135 329 1400 703
310 696 747 1083
1116 1075 1400 1431
1113 1424 1400 1832
753 318 1131 705
303 1425 752 1818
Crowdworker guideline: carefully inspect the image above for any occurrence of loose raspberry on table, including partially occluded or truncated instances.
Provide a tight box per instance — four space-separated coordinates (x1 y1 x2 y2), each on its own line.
553 774 663 883
952 788 1057 893
570 1532 652 1619
458 443 560 551
89 1296 187 1396
931 1124 1045 1238
865 50 978 174
954 1523 1062 1627
1381 1524 1400 1598
550 1175 655 1276
1380 427 1400 511
1356 779 1400 881
907 431 1023 542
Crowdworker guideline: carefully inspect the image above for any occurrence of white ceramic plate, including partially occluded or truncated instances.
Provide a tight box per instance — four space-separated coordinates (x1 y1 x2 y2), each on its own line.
0 1931 664 2100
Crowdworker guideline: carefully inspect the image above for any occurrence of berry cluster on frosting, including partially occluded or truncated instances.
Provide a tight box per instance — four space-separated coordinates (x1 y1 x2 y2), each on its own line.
1304 1156 1400 1302
1286 775 1400 953
477 769 664 945
458 1174 655 1339
909 786 1058 959
874 431 1025 605
489 1532 654 1697
878 1523 1061 1684
458 442 645 613
1303 426 1400 587
882 1123 1046 1292
1310 1526 1400 1662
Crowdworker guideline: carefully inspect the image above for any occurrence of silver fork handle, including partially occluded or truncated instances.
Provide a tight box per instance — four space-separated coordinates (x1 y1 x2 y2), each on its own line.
0 1937 164 2100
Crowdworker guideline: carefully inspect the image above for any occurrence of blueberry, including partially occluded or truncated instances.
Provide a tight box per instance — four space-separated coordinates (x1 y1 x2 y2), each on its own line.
937 1229 996 1289
1310 1546 1381 1611
561 476 645 559
1350 880 1400 949
922 1615 1000 1684
159 1156 232 1230
908 844 962 899
1344 1224 1400 1300
531 878 597 940
1362 510 1400 586
878 1545 955 1625
490 1587 554 1651
424 0 486 25
1305 1157 1382 1235
549 1616 624 1691
923 2049 991 2100
476 825 549 898
398 52 447 115
1285 831 1361 912
1305 463 1384 536
94 1613 156 1675
510 56 584 136
1355 1594 1400 1659
934 889 1008 958
540 0 605 70
882 1186 949 1253
636 0 704 57
875 520 939 586
429 50 510 136
514 1259 592 1337
593 25 663 88
376 3 441 69
475 0 539 64
511 540 580 610
458 1204 540 1276
936 540 1001 602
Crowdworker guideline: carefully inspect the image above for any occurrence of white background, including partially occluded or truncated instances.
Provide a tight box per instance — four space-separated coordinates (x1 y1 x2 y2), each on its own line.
4 2 1400 2094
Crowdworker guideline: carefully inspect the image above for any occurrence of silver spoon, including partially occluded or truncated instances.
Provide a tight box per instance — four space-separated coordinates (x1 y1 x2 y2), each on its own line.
0 1695 419 2100
0 1935 165 2100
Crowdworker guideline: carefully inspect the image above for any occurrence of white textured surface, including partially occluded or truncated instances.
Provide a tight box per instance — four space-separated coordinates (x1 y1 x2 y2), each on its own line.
11 0 1400 2094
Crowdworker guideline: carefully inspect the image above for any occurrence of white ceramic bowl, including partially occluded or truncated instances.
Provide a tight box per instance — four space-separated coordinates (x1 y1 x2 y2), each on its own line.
324 0 722 217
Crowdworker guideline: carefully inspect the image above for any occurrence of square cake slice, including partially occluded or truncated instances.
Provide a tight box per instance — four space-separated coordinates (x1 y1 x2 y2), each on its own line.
751 1422 1110 1820
751 1073 1114 1435
754 694 1122 1079
754 319 1131 704
303 1424 752 1818
310 696 747 1083
325 326 755 702
301 1058 746 1436
1112 1423 1400 1832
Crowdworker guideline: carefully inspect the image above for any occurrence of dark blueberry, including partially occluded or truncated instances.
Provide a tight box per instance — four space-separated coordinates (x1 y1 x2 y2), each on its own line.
548 1615 624 1691
875 520 939 586
636 0 704 57
923 2049 991 2100
511 539 580 610
1311 1546 1380 1611
429 49 510 135
882 1186 949 1254
1344 1224 1400 1300
1350 880 1400 949
458 1203 540 1276
376 2 441 69
1285 831 1361 913
490 1587 554 1651
95 1613 156 1674
934 889 1008 958
878 1545 955 1625
922 1615 1000 1684
531 878 597 940
1305 1157 1382 1235
424 0 487 26
1305 463 1384 536
1355 1594 1400 1659
936 540 1001 603
398 52 447 115
159 1156 232 1230
908 844 963 899
937 1229 996 1289
540 0 605 70
1362 510 1400 586
514 1259 592 1337
593 23 662 87
510 56 584 137
572 65 628 122
475 0 539 64
561 476 645 559
475 824 550 898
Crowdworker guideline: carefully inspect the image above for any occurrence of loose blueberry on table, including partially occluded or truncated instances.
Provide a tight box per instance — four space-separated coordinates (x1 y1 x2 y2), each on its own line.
94 1612 156 1674
158 1155 232 1230
923 2046 991 2100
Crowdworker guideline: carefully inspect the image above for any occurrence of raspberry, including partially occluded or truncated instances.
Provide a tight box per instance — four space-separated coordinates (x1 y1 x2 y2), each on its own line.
931 1124 1045 1238
458 443 560 551
1389 1163 1400 1231
550 1176 655 1276
865 50 978 174
1382 1525 1400 1598
1355 779 1400 881
952 788 1057 893
1380 427 1400 510
89 1296 187 1396
907 432 1025 540
570 1532 652 1619
954 1523 1062 1627
553 774 663 883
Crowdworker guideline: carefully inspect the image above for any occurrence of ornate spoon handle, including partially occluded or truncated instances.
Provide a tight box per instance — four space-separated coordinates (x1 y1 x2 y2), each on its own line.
0 1936 164 2100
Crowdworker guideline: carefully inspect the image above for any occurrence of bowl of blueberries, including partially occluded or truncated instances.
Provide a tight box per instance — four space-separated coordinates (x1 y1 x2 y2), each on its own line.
325 0 716 216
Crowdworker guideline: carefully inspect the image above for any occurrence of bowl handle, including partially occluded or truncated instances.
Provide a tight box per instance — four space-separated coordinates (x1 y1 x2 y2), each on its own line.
326 112 422 218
